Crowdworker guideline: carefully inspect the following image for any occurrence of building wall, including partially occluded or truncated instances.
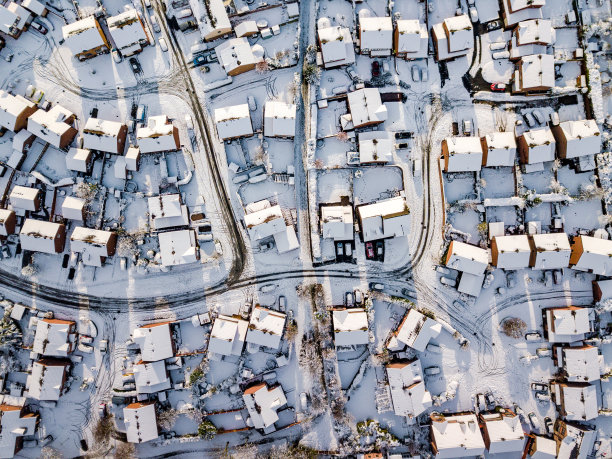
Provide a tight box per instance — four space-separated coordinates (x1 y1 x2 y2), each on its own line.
491 237 499 266
441 139 450 171
59 126 78 150
227 62 256 76
14 105 38 132
569 236 584 266
54 224 67 253
0 210 17 235
551 125 568 159
517 135 530 164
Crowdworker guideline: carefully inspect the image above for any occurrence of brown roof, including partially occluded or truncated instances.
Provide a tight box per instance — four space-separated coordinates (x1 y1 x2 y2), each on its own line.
244 382 266 395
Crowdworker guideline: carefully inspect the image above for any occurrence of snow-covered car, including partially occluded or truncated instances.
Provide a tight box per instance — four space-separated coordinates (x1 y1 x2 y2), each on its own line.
78 342 94 353
550 112 560 126
100 339 108 353
345 291 353 306
336 242 344 257
260 284 276 293
413 158 422 175
79 335 93 345
278 295 286 311
482 273 494 289
525 331 542 341
436 266 451 275
247 95 257 111
411 65 420 82
0 245 11 259
462 119 472 135
469 7 479 22
111 48 122 63
424 366 441 376
150 14 161 33
439 276 457 287
347 66 359 82
490 42 506 51
536 347 551 357
344 243 352 257
420 67 428 82
532 109 545 124
354 289 363 305
535 392 551 402
523 112 536 127
492 51 510 59
185 114 194 130
158 37 168 52
553 269 562 285
369 282 384 292
98 403 107 418
506 271 517 288
485 392 496 407
544 417 553 436
453 299 468 309
531 383 548 393
528 412 540 430
300 392 308 410
25 85 44 103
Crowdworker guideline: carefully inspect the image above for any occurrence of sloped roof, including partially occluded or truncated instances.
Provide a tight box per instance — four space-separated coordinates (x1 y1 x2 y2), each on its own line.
386 359 432 418
264 101 296 138
243 383 287 430
493 235 531 269
62 16 106 55
332 308 369 346
347 88 387 128
107 10 148 51
246 306 286 350
214 104 253 140
481 412 525 454
359 16 393 51
208 315 248 356
556 120 601 158
531 233 570 269
124 402 158 443
318 25 355 66
133 360 170 394
430 413 486 458
133 322 174 362
0 90 37 131
443 15 473 52
157 230 198 266
564 345 600 383
482 132 517 167
393 309 442 352
32 318 75 357
446 241 488 275
444 136 483 172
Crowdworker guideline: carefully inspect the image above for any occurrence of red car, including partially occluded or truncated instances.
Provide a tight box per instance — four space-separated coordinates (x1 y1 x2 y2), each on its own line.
365 242 374 259
490 83 506 92
371 61 381 78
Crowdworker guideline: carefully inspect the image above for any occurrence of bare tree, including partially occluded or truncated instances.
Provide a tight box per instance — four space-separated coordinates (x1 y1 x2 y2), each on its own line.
502 317 527 338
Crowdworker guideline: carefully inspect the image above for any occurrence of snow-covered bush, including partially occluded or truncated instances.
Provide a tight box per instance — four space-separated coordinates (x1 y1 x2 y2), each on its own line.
197 420 218 440
501 317 527 338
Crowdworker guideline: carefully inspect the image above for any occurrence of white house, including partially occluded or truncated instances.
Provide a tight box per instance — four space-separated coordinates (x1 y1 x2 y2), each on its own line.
62 16 109 60
0 209 16 237
518 127 556 165
551 382 598 421
345 88 387 129
107 10 149 56
442 136 483 172
510 19 554 60
491 235 531 270
133 360 170 394
133 322 175 362
0 395 39 459
356 196 410 243
246 306 286 350
0 90 37 132
359 16 393 56
317 21 355 68
195 0 232 41
357 131 393 164
82 118 127 154
570 235 612 275
215 38 258 76
157 230 199 266
525 435 557 459
244 202 299 254
124 402 159 444
263 101 296 138
552 119 601 159
66 148 93 173
432 15 474 61
430 412 486 458
394 20 428 60
21 0 47 17
26 359 69 401
554 420 597 459
320 204 354 241
235 20 258 38
332 308 369 347
513 53 554 94
19 219 66 254
388 308 442 352
70 227 116 267
214 104 253 140
9 185 40 212
147 194 189 231
27 104 77 149
445 241 488 275
481 132 517 167
243 383 287 433
529 233 570 270
208 315 248 357
0 3 31 38
502 0 545 27
545 306 592 343
480 411 525 455
32 318 76 357
136 116 180 153
563 345 600 383
386 359 432 418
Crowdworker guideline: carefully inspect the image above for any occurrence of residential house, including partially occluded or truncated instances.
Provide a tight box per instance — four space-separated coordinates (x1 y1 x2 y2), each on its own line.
26 359 70 401
147 194 189 231
513 54 554 94
133 322 175 362
356 131 393 164
70 227 117 267
66 148 93 173
21 0 47 17
19 219 66 254
432 15 474 61
235 20 258 38
0 209 16 237
550 381 598 421
529 233 570 270
0 90 37 132
345 88 387 129
27 104 77 149
386 359 432 418
62 16 109 60
245 306 286 350
553 419 596 459
136 116 180 153
491 235 531 270
124 402 159 443
215 38 258 76
429 412 486 458
157 230 199 266
0 395 38 459
82 118 128 154
9 186 40 212
510 19 554 60
518 127 556 165
445 241 489 297
593 278 612 302
442 136 483 172
552 119 601 159
332 308 369 347
359 16 393 56
320 203 354 241
388 308 442 352
479 410 525 455
545 306 592 343
523 434 557 459
133 360 171 394
356 196 410 242
242 382 287 433
481 132 517 167
244 202 299 254
570 235 612 275
502 0 546 28
195 0 232 41
208 315 248 357
561 345 600 383
0 3 28 38
32 318 76 357
125 146 140 171
61 196 85 221
107 10 149 56
214 104 253 140
263 101 296 138
394 19 428 60
317 20 355 68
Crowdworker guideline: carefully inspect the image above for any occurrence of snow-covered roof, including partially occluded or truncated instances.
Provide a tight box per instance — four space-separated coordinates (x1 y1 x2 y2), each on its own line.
357 196 410 243
124 402 158 443
32 318 75 357
458 272 485 297
531 233 570 269
83 117 126 154
430 413 486 458
395 20 428 56
594 279 612 301
196 0 231 41
235 20 258 38
27 104 76 148
446 241 488 275
136 115 179 153
148 194 189 230
530 435 557 459
321 205 354 241
386 359 432 418
21 0 46 16
392 309 442 352
62 17 107 55
133 322 174 362
564 345 600 383
244 204 285 240
492 235 531 269
9 185 39 211
359 16 393 52
556 383 598 421
107 10 148 53
66 148 91 172
516 19 554 45
214 104 253 140
520 128 556 164
215 38 258 75
27 359 69 401
555 120 601 158
0 3 21 36
443 15 473 53
70 227 115 266
571 235 612 275
318 25 355 67
555 421 596 459
518 54 554 91
61 196 84 221
480 412 525 454
0 395 38 457
133 360 170 394
502 0 545 27
482 132 517 167
0 209 15 237
208 315 248 357
126 146 140 171
2 3 30 34
273 225 299 254
347 88 387 128
358 131 393 163
246 306 286 350
264 101 296 138
0 90 37 132
332 308 369 346
158 229 198 266
546 307 591 343
509 0 546 12
243 383 287 430
19 219 65 254
443 137 483 172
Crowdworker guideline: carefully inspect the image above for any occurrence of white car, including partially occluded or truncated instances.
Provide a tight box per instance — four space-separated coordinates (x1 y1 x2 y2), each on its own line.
490 42 506 51
247 95 257 111
150 14 161 33
411 65 420 82
532 109 545 124
440 276 457 287
469 7 479 22
112 49 122 63
158 37 168 52
492 50 510 59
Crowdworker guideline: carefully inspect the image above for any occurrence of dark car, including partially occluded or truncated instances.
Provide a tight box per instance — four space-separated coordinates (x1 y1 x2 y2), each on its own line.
90 107 98 118
371 61 381 78
487 20 502 31
30 21 48 35
365 242 374 259
395 131 413 139
129 58 142 74
375 241 384 258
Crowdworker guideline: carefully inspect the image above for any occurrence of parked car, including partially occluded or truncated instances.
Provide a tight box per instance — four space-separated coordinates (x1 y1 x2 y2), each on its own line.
550 112 560 126
365 242 374 259
278 295 287 311
395 131 413 139
532 383 548 393
536 347 551 357
300 392 308 410
453 299 468 309
247 95 257 111
79 335 93 345
344 243 352 258
411 65 420 82
347 66 359 82
420 67 428 82
487 20 502 31
553 269 562 285
533 109 545 124
524 112 536 127
436 266 451 275
440 276 457 287
1 245 11 259
525 331 542 341
536 392 551 402
426 343 442 353
354 289 363 305
100 339 108 353
506 271 517 288
335 242 344 257
30 21 48 34
375 241 383 258
371 60 381 78
469 7 479 22
485 392 496 407
413 158 422 175
424 366 441 376
492 50 510 59
150 14 161 33
345 291 353 306
528 412 540 429
78 342 94 353
129 58 142 75
544 417 553 436
193 55 207 67
462 119 472 135
490 42 506 51
40 434 53 447
369 282 384 292
158 37 168 52
490 83 506 92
